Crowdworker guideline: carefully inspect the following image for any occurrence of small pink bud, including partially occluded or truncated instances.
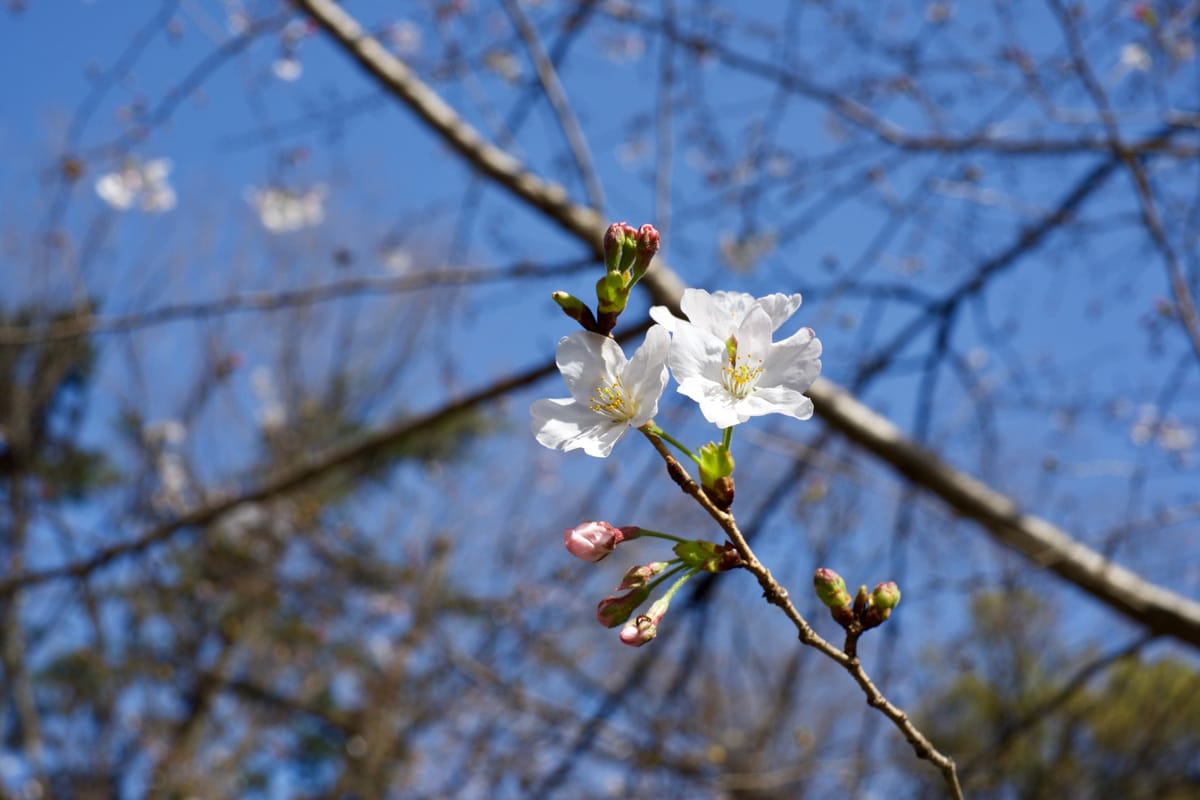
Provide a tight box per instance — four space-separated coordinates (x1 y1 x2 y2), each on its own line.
631 224 660 282
596 585 651 628
617 561 668 591
564 521 639 562
603 222 636 272
618 597 668 647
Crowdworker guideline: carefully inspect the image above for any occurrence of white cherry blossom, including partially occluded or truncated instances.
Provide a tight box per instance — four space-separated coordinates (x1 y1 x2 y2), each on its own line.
652 289 821 428
95 158 177 213
531 327 670 457
248 184 326 233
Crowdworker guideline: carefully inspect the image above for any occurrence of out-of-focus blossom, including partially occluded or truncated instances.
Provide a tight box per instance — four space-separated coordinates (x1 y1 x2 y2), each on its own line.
248 184 327 233
95 158 176 213
1114 42 1152 79
385 20 422 55
483 49 521 83
378 243 413 274
252 365 286 431
225 0 249 34
1130 403 1197 456
272 55 303 81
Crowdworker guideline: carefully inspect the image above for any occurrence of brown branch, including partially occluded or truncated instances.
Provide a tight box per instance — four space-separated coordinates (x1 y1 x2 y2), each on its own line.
295 0 1200 648
639 429 964 800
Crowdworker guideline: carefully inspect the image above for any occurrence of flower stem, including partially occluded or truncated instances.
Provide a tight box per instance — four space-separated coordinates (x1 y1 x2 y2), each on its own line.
636 528 687 544
661 568 698 601
642 423 701 465
721 425 733 451
646 561 690 593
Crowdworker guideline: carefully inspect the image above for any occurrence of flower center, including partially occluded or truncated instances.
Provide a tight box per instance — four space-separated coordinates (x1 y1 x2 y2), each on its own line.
589 378 634 421
722 336 763 399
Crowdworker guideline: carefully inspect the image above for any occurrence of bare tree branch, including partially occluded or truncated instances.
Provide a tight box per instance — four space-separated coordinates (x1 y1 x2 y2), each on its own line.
293 0 1200 648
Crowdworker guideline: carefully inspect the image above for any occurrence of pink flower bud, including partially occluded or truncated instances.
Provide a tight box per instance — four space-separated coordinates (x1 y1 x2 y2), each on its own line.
618 597 668 647
617 561 668 591
564 521 640 562
631 224 660 282
603 222 636 272
596 585 651 628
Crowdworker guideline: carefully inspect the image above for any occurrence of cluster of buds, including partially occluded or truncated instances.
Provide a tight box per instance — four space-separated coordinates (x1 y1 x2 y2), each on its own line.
813 568 901 633
553 222 660 336
564 520 741 647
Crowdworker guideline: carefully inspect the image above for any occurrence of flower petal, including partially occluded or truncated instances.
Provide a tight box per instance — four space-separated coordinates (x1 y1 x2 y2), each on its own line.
648 305 679 332
681 289 759 340
668 321 726 386
734 305 774 357
530 398 626 457
622 325 671 426
738 386 814 421
556 331 627 406
762 326 822 390
755 293 803 331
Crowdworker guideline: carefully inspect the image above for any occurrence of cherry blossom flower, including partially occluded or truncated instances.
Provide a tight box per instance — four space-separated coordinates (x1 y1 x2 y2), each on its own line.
248 185 326 233
95 158 176 213
530 326 670 457
651 289 821 428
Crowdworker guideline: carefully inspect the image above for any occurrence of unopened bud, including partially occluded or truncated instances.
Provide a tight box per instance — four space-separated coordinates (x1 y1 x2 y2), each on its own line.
552 291 598 331
618 596 668 647
618 561 668 591
861 581 901 630
603 222 637 273
596 585 652 628
630 224 660 283
813 568 852 609
564 521 639 563
853 584 871 618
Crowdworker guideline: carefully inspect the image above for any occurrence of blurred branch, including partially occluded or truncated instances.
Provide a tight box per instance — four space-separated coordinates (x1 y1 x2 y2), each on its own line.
0 257 591 345
1048 0 1200 366
294 0 1200 648
617 6 1200 159
959 632 1155 779
0 345 560 595
499 0 605 211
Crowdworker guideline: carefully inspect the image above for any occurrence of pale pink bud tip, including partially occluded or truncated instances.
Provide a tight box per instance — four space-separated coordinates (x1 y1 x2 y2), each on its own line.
619 618 657 646
564 521 627 562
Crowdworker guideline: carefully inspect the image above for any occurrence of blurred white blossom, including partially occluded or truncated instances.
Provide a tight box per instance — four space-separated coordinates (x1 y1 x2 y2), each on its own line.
378 243 413 274
272 55 302 81
251 365 287 431
1130 404 1196 456
248 185 326 233
95 158 176 213
385 20 422 55
1113 42 1152 80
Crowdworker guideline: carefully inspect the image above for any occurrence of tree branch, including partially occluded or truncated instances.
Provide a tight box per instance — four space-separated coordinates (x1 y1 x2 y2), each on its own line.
294 0 1200 648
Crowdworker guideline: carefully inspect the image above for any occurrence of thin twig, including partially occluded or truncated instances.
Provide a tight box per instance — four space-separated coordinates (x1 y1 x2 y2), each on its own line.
499 0 605 211
640 429 965 799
